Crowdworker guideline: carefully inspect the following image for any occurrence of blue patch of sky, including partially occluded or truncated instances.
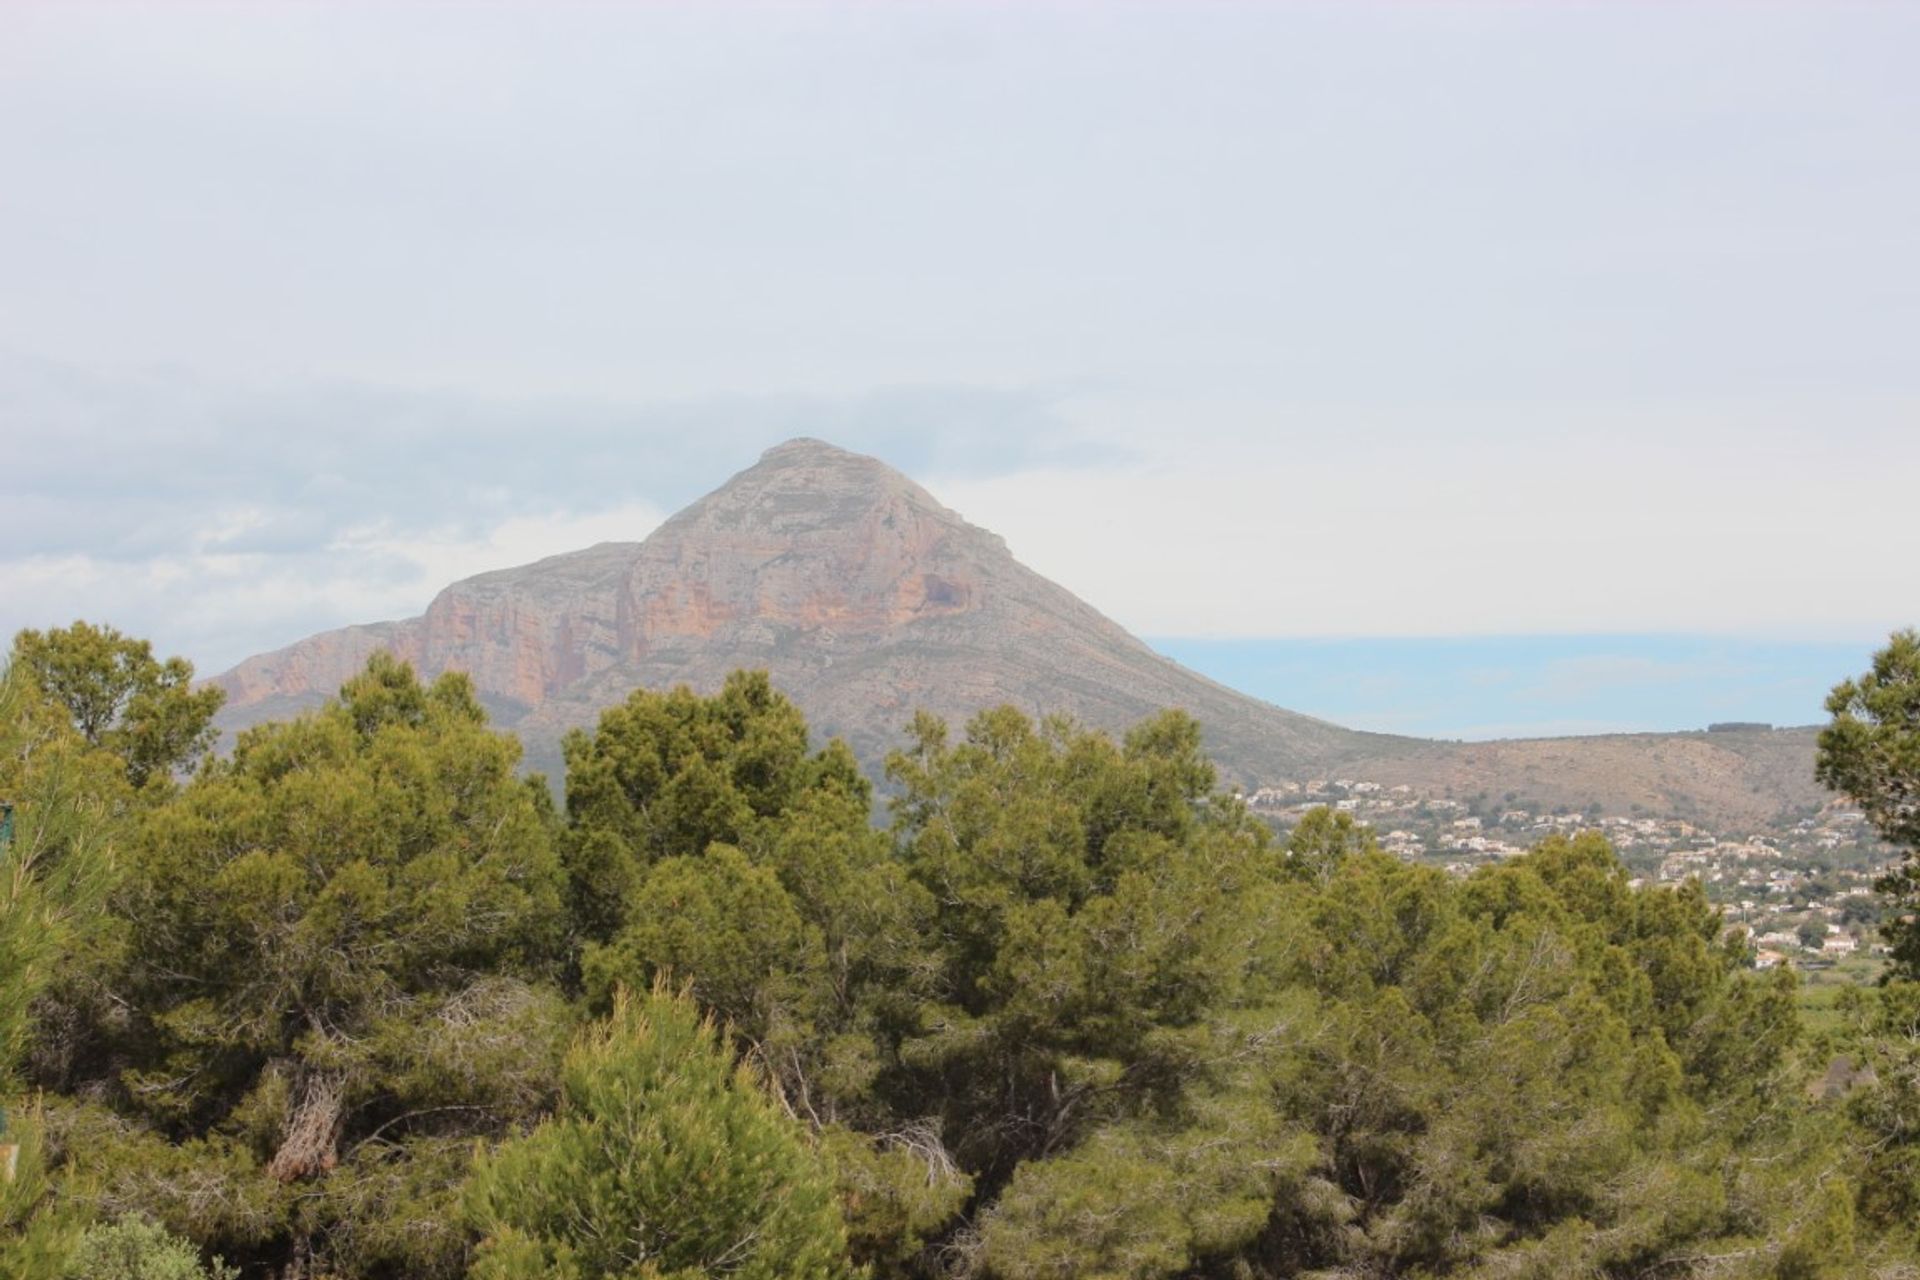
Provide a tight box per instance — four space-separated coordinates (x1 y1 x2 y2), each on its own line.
1147 635 1884 741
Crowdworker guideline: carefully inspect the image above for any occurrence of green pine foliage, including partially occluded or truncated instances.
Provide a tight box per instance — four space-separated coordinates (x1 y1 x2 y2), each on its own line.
38 652 571 1278
1 1118 85 1280
881 706 1279 1190
817 1124 972 1274
11 623 224 792
565 670 930 1134
967 827 1825 1279
0 659 129 1275
1819 628 1920 977
465 982 853 1280
1832 979 1920 1248
7 628 1920 1280
0 663 124 1090
561 670 867 944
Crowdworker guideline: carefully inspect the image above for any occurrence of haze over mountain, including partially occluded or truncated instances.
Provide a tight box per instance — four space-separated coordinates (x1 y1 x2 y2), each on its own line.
214 439 1826 828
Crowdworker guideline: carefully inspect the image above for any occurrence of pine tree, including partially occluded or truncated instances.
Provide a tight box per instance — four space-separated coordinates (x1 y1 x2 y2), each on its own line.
60 653 570 1278
466 983 854 1280
1818 629 1920 977
0 660 125 1276
11 622 224 791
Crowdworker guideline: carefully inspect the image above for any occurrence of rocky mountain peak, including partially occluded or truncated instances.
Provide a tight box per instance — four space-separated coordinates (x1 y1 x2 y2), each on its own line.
661 438 988 546
214 438 1031 747
757 435 862 465
209 440 1828 831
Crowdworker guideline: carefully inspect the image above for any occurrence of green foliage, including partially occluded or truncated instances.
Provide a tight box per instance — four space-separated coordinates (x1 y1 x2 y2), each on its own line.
0 664 127 1273
10 639 1920 1280
978 1084 1314 1280
884 706 1275 1188
60 653 569 1277
1 1115 85 1280
953 813 1826 1280
63 1214 237 1280
11 623 224 791
1821 629 1920 850
0 665 123 1086
1192 833 1821 1279
1819 628 1920 977
561 671 864 943
818 1125 971 1274
466 983 855 1280
42 1099 291 1258
1839 980 1920 1241
122 653 565 1084
584 843 808 1033
565 671 926 1133
1283 804 1378 882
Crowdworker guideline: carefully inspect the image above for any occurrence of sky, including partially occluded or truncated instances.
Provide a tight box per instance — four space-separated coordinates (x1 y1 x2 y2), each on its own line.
2 2 1916 737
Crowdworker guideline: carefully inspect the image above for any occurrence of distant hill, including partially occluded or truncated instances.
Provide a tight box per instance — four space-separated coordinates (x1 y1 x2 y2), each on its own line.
213 439 1826 829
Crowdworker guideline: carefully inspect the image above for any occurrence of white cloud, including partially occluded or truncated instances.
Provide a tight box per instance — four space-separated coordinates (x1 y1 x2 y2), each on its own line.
0 502 664 675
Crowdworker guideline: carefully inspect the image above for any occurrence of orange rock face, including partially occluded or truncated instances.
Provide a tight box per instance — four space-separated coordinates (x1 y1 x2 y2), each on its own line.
214 440 1010 725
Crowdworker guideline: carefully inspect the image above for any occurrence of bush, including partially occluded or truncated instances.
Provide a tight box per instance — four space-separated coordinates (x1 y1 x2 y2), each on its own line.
64 1215 236 1280
466 983 853 1280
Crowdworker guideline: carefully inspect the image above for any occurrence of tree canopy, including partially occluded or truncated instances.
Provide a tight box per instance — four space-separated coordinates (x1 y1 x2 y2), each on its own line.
5 628 1920 1280
0 661 125 1279
1819 628 1920 977
466 983 853 1280
11 622 224 790
45 652 569 1278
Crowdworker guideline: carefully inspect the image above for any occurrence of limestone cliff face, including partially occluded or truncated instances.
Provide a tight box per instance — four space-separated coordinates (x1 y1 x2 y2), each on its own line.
215 539 639 721
213 438 1824 828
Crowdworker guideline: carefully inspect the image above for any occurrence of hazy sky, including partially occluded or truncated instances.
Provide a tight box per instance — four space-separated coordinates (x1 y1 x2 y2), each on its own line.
3 3 1915 732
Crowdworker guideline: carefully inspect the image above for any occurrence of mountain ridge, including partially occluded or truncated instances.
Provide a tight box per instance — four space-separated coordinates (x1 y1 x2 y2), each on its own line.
213 439 1823 828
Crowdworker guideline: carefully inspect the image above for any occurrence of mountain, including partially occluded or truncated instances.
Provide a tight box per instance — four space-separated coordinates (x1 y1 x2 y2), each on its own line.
213 439 1826 828
215 439 1406 778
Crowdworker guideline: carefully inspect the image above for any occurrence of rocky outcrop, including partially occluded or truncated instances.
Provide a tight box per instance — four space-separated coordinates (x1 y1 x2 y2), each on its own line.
218 621 411 713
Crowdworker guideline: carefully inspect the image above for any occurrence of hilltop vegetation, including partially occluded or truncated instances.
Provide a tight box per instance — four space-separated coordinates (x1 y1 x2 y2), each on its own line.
3 622 1920 1280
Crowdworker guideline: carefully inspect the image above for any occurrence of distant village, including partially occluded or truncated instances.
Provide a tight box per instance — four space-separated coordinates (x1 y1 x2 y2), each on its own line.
1242 778 1892 973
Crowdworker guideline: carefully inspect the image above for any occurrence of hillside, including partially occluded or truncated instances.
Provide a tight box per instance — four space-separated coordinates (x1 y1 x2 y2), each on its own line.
213 439 1826 828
